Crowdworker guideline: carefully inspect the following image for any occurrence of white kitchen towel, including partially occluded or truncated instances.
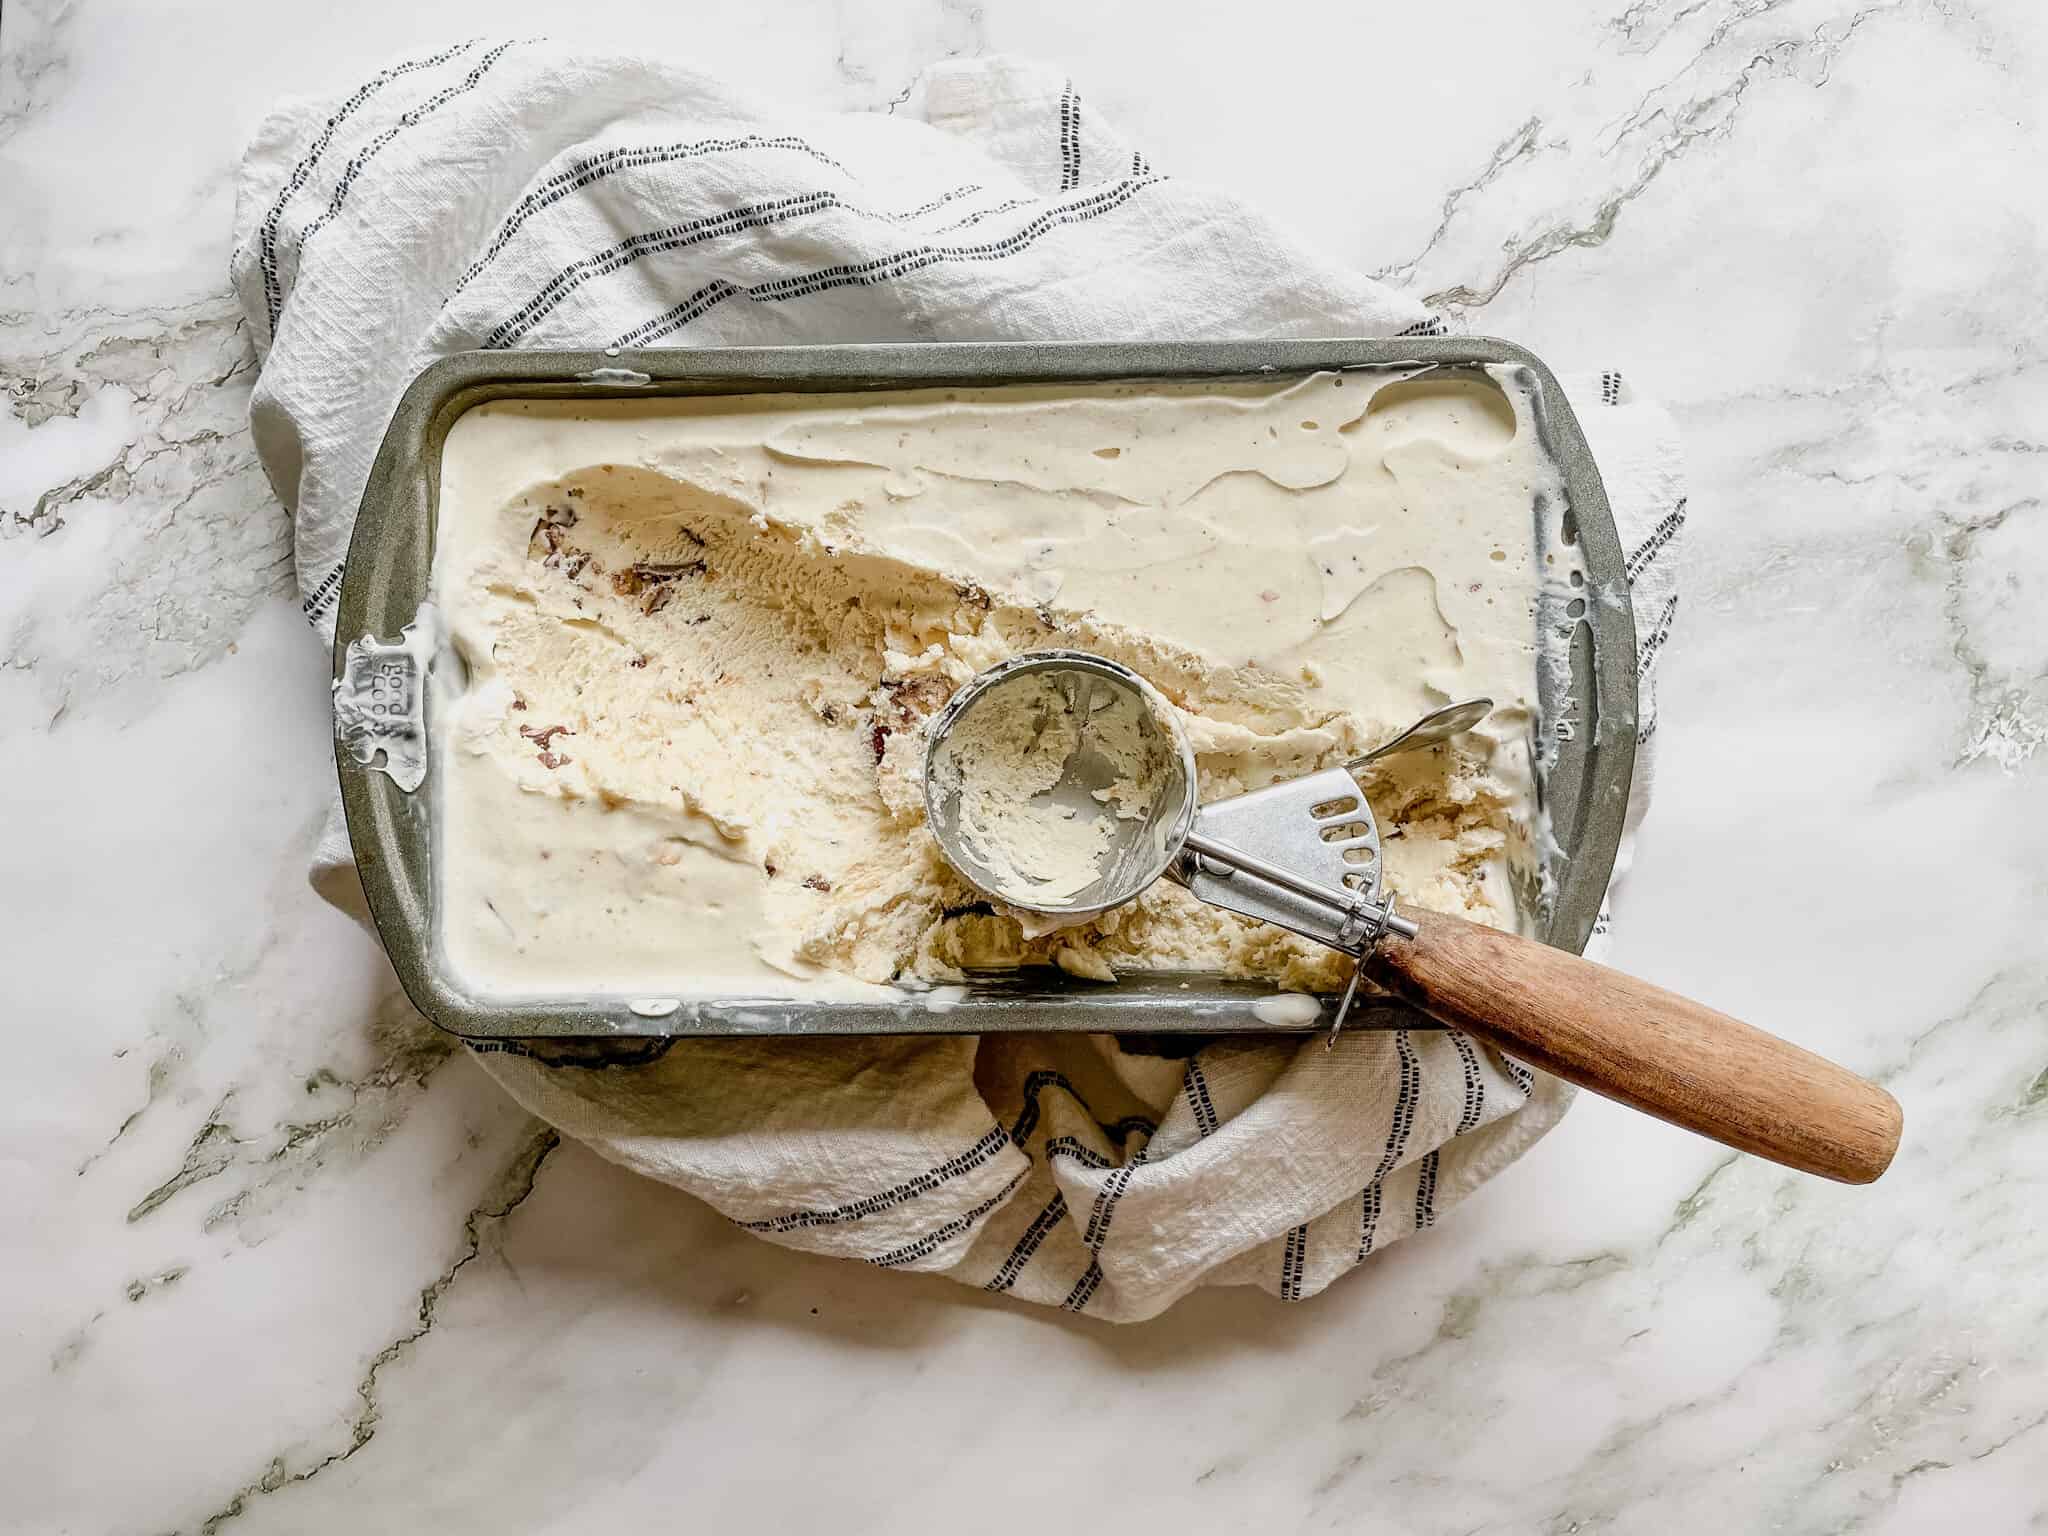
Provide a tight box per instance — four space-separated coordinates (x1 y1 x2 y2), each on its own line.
234 43 1685 1322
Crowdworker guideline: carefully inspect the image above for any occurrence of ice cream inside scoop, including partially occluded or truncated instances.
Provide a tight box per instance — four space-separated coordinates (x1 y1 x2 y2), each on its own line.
928 665 1185 911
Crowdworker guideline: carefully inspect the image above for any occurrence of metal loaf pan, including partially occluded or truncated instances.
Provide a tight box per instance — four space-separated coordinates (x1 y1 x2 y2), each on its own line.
335 339 1637 1041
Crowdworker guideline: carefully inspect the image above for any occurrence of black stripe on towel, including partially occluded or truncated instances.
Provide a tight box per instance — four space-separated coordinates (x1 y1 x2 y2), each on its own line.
934 194 1036 234
1007 1069 1157 1148
487 192 832 348
1415 1149 1441 1230
1635 592 1680 679
1498 1053 1536 1097
1184 1059 1220 1138
1062 1259 1104 1312
1279 1222 1309 1301
870 1169 1028 1268
256 38 485 334
1058 83 1081 190
1356 1030 1421 1259
486 180 992 348
301 560 346 620
1064 1138 1155 1314
456 134 860 292
1451 1032 1485 1137
1357 1181 1384 1261
1080 1161 1141 1251
278 41 524 333
1376 1031 1421 1178
1042 1137 1117 1171
1625 498 1688 584
593 174 1163 351
737 1124 1011 1233
984 1191 1068 1293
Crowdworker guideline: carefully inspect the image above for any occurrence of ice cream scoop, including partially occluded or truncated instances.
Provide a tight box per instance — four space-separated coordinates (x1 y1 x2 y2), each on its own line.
924 651 1904 1186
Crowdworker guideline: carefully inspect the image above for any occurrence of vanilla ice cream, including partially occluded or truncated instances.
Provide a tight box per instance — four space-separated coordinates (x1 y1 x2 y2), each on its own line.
429 367 1572 1000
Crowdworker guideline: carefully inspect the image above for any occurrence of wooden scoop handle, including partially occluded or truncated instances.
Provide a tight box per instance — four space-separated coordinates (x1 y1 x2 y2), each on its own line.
1365 909 1902 1184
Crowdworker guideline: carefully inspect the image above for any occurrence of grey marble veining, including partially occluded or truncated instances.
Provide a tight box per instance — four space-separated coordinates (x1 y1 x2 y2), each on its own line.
2 0 2043 1531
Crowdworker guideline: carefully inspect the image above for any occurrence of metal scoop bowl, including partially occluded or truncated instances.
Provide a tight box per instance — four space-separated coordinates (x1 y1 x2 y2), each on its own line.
921 650 1903 1187
923 651 1198 918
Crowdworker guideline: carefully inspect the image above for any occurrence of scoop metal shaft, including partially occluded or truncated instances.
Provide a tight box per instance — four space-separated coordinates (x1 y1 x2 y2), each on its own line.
1178 826 1418 952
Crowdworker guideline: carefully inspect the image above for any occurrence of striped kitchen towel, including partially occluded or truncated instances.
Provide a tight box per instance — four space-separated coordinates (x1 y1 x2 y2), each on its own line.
235 44 1684 1322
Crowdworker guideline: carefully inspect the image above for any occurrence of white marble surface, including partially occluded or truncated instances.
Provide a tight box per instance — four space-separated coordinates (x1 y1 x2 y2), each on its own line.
4 0 2045 1529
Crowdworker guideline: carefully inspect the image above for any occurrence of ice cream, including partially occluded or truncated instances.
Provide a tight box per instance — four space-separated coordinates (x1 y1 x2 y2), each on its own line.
429 367 1572 1000
936 671 1129 906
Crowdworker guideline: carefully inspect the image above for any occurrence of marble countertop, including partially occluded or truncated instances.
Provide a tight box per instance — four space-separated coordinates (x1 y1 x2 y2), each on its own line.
5 0 2044 1530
